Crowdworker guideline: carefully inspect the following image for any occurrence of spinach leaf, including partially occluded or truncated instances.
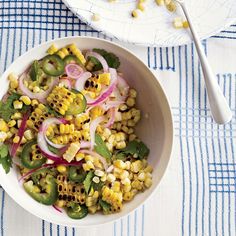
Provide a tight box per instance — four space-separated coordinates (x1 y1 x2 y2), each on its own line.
0 144 12 174
83 171 94 194
94 133 111 160
116 140 149 160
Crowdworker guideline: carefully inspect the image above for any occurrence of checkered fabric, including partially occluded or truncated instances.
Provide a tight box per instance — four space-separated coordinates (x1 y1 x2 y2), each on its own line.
0 1 235 236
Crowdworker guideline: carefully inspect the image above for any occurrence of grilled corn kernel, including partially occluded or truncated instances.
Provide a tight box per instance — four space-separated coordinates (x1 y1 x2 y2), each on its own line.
116 141 126 149
67 43 86 65
123 192 134 201
13 135 20 143
57 165 67 174
97 73 111 85
112 181 120 192
47 44 58 55
13 100 23 109
0 119 9 132
132 179 143 190
11 112 22 120
100 174 107 182
31 99 39 106
131 160 143 173
76 152 85 161
144 165 153 173
20 96 31 105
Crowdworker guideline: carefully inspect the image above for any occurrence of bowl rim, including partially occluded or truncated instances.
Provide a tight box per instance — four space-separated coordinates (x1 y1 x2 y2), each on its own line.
0 36 174 227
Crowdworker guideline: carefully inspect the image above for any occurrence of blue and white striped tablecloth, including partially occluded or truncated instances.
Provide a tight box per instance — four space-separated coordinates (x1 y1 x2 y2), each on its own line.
0 1 235 236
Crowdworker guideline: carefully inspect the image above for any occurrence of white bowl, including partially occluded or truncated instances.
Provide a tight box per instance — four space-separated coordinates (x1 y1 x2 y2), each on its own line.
0 37 173 227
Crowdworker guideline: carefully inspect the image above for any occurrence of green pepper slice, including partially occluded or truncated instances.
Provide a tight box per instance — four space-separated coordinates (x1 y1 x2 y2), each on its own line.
31 168 56 186
68 166 86 183
24 174 58 205
21 140 46 169
66 90 87 115
42 55 65 76
29 60 40 81
66 204 88 219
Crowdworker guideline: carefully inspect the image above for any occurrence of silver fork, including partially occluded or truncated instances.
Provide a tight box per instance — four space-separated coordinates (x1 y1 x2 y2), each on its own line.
174 0 232 124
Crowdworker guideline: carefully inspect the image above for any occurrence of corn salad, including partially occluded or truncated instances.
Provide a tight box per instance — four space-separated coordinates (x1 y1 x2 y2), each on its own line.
0 43 153 220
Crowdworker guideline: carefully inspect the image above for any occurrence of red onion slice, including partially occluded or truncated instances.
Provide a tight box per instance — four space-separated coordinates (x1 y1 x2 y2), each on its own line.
53 205 62 213
38 118 68 161
89 116 105 150
101 100 124 111
117 75 129 98
65 64 83 79
85 51 109 72
19 72 59 103
105 107 116 128
59 78 72 89
10 111 30 157
74 72 92 92
80 149 108 170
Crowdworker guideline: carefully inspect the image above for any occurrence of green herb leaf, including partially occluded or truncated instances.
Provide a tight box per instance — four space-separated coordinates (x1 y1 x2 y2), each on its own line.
29 60 40 81
46 105 61 118
91 181 104 191
94 133 111 160
83 171 94 194
88 48 120 71
0 144 12 174
116 140 149 160
0 93 21 122
99 199 111 214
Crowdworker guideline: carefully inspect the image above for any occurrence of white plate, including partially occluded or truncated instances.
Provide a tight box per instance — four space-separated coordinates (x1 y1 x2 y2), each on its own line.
0 36 173 227
62 0 236 46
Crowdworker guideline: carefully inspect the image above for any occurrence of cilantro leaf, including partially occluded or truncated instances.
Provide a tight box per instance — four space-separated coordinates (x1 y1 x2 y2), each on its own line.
99 199 111 214
116 140 149 160
94 133 111 160
88 48 120 71
91 181 104 191
83 171 94 194
0 144 12 174
0 93 21 122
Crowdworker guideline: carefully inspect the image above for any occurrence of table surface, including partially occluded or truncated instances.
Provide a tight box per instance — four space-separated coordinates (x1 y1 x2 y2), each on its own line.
0 1 235 236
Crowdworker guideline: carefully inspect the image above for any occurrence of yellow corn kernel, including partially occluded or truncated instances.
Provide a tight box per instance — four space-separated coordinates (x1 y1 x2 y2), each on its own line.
63 142 80 162
76 152 85 161
8 73 17 81
107 173 116 182
183 21 189 28
129 134 136 141
123 192 134 201
131 9 138 18
67 43 86 65
121 177 131 185
113 160 126 169
94 169 104 177
13 135 20 143
6 131 13 139
13 100 23 109
132 179 143 190
100 174 107 182
138 172 146 181
137 2 145 11
166 1 176 12
173 17 183 29
116 141 126 149
24 129 34 140
131 160 143 173
126 97 135 107
31 99 39 106
10 127 18 134
144 165 153 173
97 73 111 85
57 165 67 174
122 183 132 193
47 44 58 55
7 120 16 128
0 119 9 132
10 79 18 89
20 96 31 105
119 170 129 180
155 0 164 5
33 86 41 93
11 112 22 120
111 181 120 192
0 131 7 142
92 176 100 184
55 200 65 208
144 177 152 188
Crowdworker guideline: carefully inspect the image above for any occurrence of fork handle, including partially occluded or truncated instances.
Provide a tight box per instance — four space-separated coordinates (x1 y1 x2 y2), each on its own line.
179 2 232 124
